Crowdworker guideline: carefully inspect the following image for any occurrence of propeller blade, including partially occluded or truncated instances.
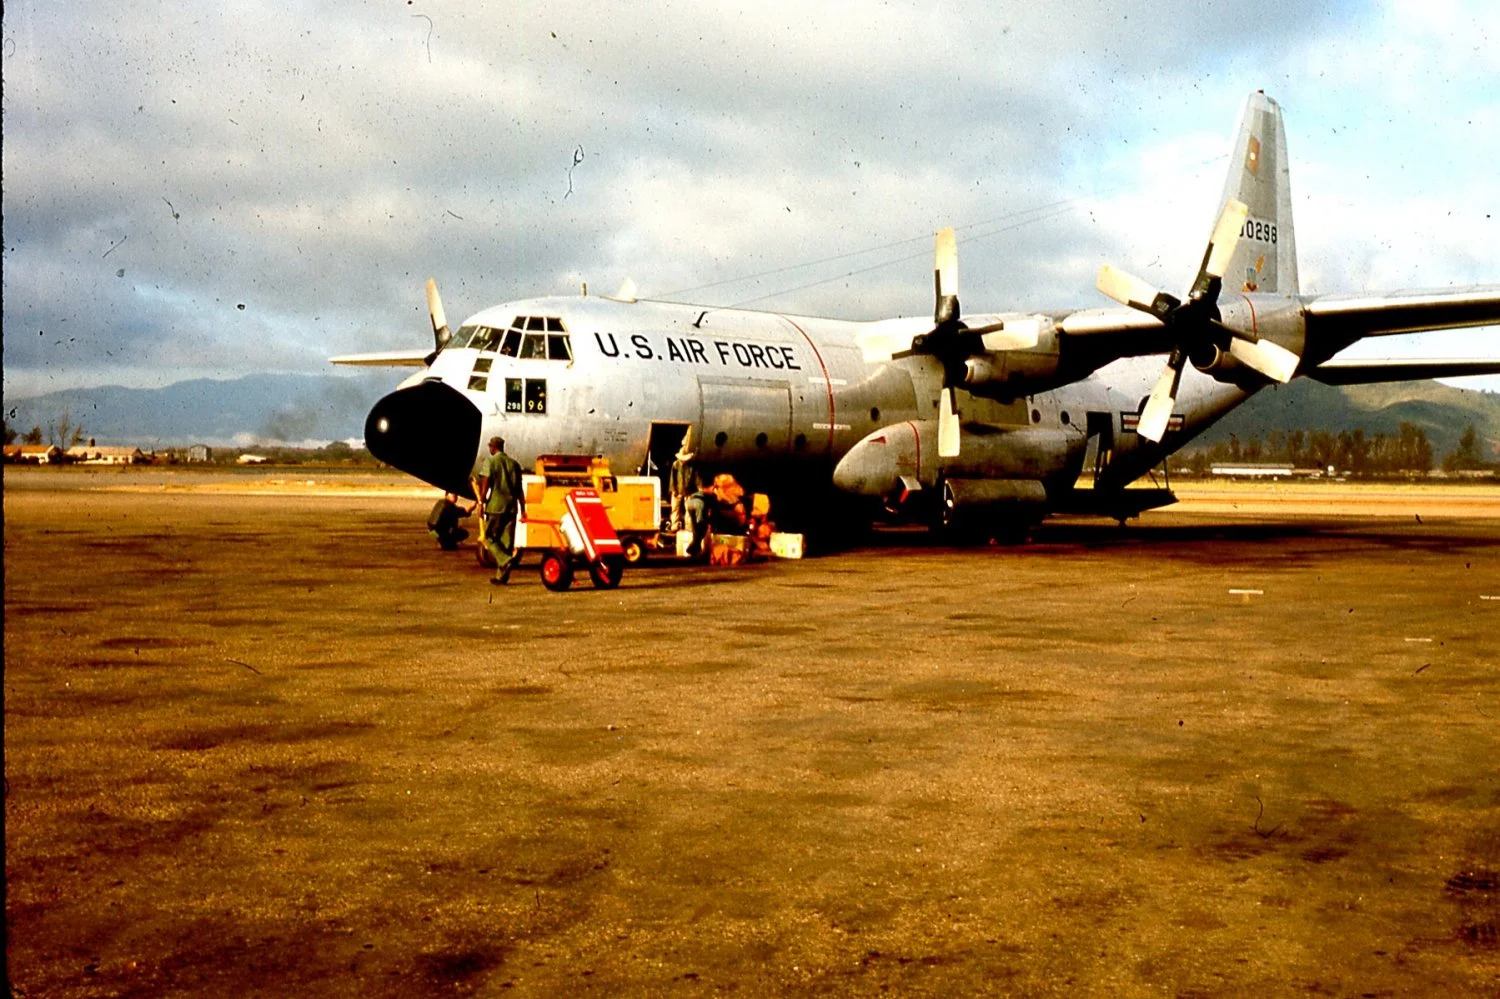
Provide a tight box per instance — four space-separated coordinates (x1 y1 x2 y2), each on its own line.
1228 336 1300 383
1097 265 1170 317
934 227 959 326
425 278 450 350
938 387 961 458
1202 199 1250 280
1137 354 1185 443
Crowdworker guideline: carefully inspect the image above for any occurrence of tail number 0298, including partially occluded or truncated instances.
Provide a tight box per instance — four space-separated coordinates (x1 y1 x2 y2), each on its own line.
1240 218 1277 244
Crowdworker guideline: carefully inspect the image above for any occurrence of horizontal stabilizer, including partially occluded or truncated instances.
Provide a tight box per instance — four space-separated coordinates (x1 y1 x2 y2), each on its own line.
1305 357 1500 385
330 350 432 367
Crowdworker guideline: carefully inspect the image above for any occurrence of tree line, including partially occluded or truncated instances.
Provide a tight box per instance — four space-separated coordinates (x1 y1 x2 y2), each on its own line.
1179 422 1493 475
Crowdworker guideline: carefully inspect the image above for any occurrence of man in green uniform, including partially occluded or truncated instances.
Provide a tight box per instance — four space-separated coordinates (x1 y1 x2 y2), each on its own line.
473 436 524 584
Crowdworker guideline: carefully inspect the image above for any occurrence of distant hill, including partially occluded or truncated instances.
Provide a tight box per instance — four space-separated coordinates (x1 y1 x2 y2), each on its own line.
1194 378 1500 459
6 369 1498 460
4 371 396 447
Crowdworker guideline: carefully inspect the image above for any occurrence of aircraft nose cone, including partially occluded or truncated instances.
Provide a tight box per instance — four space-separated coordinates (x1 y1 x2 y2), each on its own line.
365 380 482 497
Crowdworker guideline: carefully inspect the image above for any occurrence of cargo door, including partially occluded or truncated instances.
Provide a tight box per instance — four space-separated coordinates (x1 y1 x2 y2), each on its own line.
697 377 792 458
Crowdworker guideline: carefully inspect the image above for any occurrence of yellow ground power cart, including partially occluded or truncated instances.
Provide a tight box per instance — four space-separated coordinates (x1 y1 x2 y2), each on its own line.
477 454 661 567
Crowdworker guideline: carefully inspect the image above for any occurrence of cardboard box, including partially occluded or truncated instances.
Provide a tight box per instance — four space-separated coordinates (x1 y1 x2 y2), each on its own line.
769 532 804 559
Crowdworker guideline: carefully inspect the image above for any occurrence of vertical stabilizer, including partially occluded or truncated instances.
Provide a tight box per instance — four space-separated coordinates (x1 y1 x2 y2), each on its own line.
1217 91 1298 296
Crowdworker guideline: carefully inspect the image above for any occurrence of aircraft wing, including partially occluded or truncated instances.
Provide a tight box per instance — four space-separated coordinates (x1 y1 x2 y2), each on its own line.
1055 307 1176 359
1303 286 1500 339
329 349 431 367
1304 357 1500 385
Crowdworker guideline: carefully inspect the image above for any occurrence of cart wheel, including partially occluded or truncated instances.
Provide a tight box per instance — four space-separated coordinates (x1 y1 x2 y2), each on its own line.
539 552 574 591
588 555 625 589
620 536 647 566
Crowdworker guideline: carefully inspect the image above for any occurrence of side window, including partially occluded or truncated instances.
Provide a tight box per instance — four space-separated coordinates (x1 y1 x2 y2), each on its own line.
467 375 488 392
524 379 547 414
526 316 546 331
500 330 521 356
449 325 478 349
520 334 548 359
548 334 572 361
505 378 524 413
546 317 565 332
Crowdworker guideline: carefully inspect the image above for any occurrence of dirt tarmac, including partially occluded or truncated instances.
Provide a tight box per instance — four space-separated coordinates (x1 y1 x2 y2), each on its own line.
5 467 1499 996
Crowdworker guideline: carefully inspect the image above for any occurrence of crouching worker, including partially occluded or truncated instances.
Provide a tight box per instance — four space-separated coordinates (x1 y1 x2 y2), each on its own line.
684 473 747 561
472 436 524 585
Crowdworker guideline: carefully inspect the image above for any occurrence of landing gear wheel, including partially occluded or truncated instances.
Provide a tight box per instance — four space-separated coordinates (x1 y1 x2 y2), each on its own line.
620 536 647 566
540 552 574 591
588 555 625 589
476 545 497 569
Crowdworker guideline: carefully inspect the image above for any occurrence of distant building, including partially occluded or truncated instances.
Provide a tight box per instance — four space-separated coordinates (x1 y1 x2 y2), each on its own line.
1210 463 1296 478
66 442 145 465
187 444 213 463
236 453 269 465
3 444 64 464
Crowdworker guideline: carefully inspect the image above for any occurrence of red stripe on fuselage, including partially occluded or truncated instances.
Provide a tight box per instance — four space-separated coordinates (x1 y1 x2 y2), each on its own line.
779 316 836 457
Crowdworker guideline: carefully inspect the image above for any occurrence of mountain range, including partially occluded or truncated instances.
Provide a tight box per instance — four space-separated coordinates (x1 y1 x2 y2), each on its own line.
5 371 1497 459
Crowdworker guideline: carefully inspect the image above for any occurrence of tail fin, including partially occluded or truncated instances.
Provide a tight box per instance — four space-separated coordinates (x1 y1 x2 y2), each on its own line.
1217 91 1298 296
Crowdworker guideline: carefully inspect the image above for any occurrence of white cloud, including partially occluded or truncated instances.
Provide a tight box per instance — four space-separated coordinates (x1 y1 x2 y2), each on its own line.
4 0 1496 397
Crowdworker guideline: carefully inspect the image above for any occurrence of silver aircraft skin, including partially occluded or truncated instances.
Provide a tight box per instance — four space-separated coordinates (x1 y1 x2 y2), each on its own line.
336 92 1500 538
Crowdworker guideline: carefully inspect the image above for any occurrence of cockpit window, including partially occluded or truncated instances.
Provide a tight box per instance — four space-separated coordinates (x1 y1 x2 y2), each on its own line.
520 333 548 359
463 316 570 360
470 326 504 352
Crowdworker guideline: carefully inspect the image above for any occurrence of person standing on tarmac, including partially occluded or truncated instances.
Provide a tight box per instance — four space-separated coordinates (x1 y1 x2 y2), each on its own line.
668 430 702 532
472 436 524 585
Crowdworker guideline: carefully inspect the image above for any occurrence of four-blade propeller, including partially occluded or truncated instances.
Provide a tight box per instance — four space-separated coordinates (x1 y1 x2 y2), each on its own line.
900 228 1031 458
1095 199 1299 442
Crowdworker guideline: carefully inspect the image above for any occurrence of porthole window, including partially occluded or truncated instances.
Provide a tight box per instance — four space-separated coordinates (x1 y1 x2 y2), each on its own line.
1031 409 1042 424
755 432 769 449
1060 411 1071 425
793 433 807 452
714 431 728 448
870 407 880 423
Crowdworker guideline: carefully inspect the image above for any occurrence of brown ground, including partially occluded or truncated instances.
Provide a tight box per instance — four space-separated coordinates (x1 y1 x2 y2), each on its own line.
5 467 1499 996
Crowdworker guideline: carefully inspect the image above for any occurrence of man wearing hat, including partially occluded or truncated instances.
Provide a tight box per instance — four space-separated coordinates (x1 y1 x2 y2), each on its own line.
668 429 702 533
473 435 524 584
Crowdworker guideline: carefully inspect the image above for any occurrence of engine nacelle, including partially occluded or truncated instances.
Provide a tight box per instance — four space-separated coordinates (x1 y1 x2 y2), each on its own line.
959 316 1062 398
963 349 1062 391
1190 342 1241 376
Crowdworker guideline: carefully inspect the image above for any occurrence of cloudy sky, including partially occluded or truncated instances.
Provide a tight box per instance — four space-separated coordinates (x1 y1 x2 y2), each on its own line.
4 0 1497 400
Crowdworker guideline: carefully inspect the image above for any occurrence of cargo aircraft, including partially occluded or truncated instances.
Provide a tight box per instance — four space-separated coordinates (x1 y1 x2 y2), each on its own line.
335 92 1500 542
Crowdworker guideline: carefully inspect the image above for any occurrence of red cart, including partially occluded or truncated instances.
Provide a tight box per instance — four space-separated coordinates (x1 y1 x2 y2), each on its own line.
536 488 627 591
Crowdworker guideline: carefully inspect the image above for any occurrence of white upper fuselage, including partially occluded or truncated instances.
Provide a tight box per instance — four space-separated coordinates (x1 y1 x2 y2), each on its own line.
411 294 1247 495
